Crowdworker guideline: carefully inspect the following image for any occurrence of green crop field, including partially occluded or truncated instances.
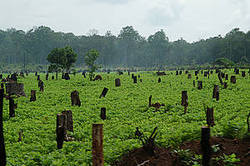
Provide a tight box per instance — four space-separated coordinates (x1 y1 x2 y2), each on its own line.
1 70 250 165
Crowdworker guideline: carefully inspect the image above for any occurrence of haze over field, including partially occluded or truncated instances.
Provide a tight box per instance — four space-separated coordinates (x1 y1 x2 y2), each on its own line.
1 0 250 42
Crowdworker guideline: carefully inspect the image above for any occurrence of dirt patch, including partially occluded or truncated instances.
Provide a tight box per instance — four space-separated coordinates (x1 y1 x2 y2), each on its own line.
113 137 250 166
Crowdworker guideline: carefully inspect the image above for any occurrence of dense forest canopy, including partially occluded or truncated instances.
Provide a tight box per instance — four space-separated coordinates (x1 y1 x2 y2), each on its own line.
0 26 249 69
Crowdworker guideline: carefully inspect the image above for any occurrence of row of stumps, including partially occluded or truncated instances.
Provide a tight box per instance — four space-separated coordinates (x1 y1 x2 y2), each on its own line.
56 112 104 166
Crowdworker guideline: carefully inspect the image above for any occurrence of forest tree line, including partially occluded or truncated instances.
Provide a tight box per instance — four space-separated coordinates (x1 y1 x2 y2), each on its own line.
0 26 249 69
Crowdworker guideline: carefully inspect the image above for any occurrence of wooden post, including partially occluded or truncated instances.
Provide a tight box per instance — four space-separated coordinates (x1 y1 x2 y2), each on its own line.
230 76 236 84
100 108 106 120
62 110 73 132
0 88 6 166
115 78 121 87
201 126 211 166
92 124 104 166
9 97 15 117
158 77 161 83
198 81 202 90
30 90 36 102
206 107 215 127
56 114 66 149
149 95 152 107
212 85 219 101
181 91 188 114
99 88 108 98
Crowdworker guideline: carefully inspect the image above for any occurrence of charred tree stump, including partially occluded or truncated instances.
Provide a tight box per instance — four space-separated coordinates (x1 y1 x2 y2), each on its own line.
62 110 73 132
140 79 143 82
230 76 236 84
82 72 86 78
115 78 121 87
56 114 66 149
71 91 81 106
188 74 192 79
179 71 182 75
92 124 104 166
52 76 55 80
213 85 219 101
176 71 178 75
198 81 203 90
35 72 37 76
18 130 23 142
133 76 137 83
30 90 36 102
235 69 239 74
221 72 225 78
158 77 161 83
9 97 16 118
149 95 152 107
38 80 44 92
206 107 215 127
242 71 246 77
195 71 199 76
0 88 6 166
201 126 211 166
100 108 106 120
64 73 70 80
193 80 195 87
225 74 228 80
46 73 49 80
181 91 188 114
99 88 108 98
37 75 40 81
223 82 228 89
0 74 2 79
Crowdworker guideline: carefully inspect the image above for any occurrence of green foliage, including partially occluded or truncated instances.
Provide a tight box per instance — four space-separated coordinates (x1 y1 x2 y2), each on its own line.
84 49 99 80
1 69 249 165
47 46 77 73
214 58 235 67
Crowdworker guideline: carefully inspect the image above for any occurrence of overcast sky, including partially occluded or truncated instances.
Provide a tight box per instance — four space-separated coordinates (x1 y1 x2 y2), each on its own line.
0 0 250 42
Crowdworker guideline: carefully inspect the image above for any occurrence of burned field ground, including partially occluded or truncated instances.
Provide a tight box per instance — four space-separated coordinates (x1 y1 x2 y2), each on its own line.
1 69 250 165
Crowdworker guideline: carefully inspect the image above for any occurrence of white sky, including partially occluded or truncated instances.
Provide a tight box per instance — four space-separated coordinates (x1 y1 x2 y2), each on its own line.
0 0 250 42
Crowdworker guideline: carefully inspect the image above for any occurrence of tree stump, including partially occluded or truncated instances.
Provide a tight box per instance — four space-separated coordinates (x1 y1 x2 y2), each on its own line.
100 108 106 120
179 71 182 75
193 80 195 87
176 71 178 75
235 69 239 74
225 74 228 80
198 81 202 90
99 88 108 98
92 124 104 166
221 72 225 78
38 80 44 92
94 75 102 81
230 76 236 84
64 73 70 80
56 114 66 149
30 90 36 102
62 110 73 132
37 75 40 81
185 70 189 74
35 72 37 76
82 71 86 78
158 77 161 83
206 107 215 127
0 74 2 79
46 73 49 80
0 88 6 166
195 71 198 76
213 85 219 101
188 74 192 79
201 126 211 166
9 97 16 118
115 78 121 87
181 91 188 114
223 82 227 89
52 76 55 80
133 76 137 83
242 71 246 77
71 91 81 106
